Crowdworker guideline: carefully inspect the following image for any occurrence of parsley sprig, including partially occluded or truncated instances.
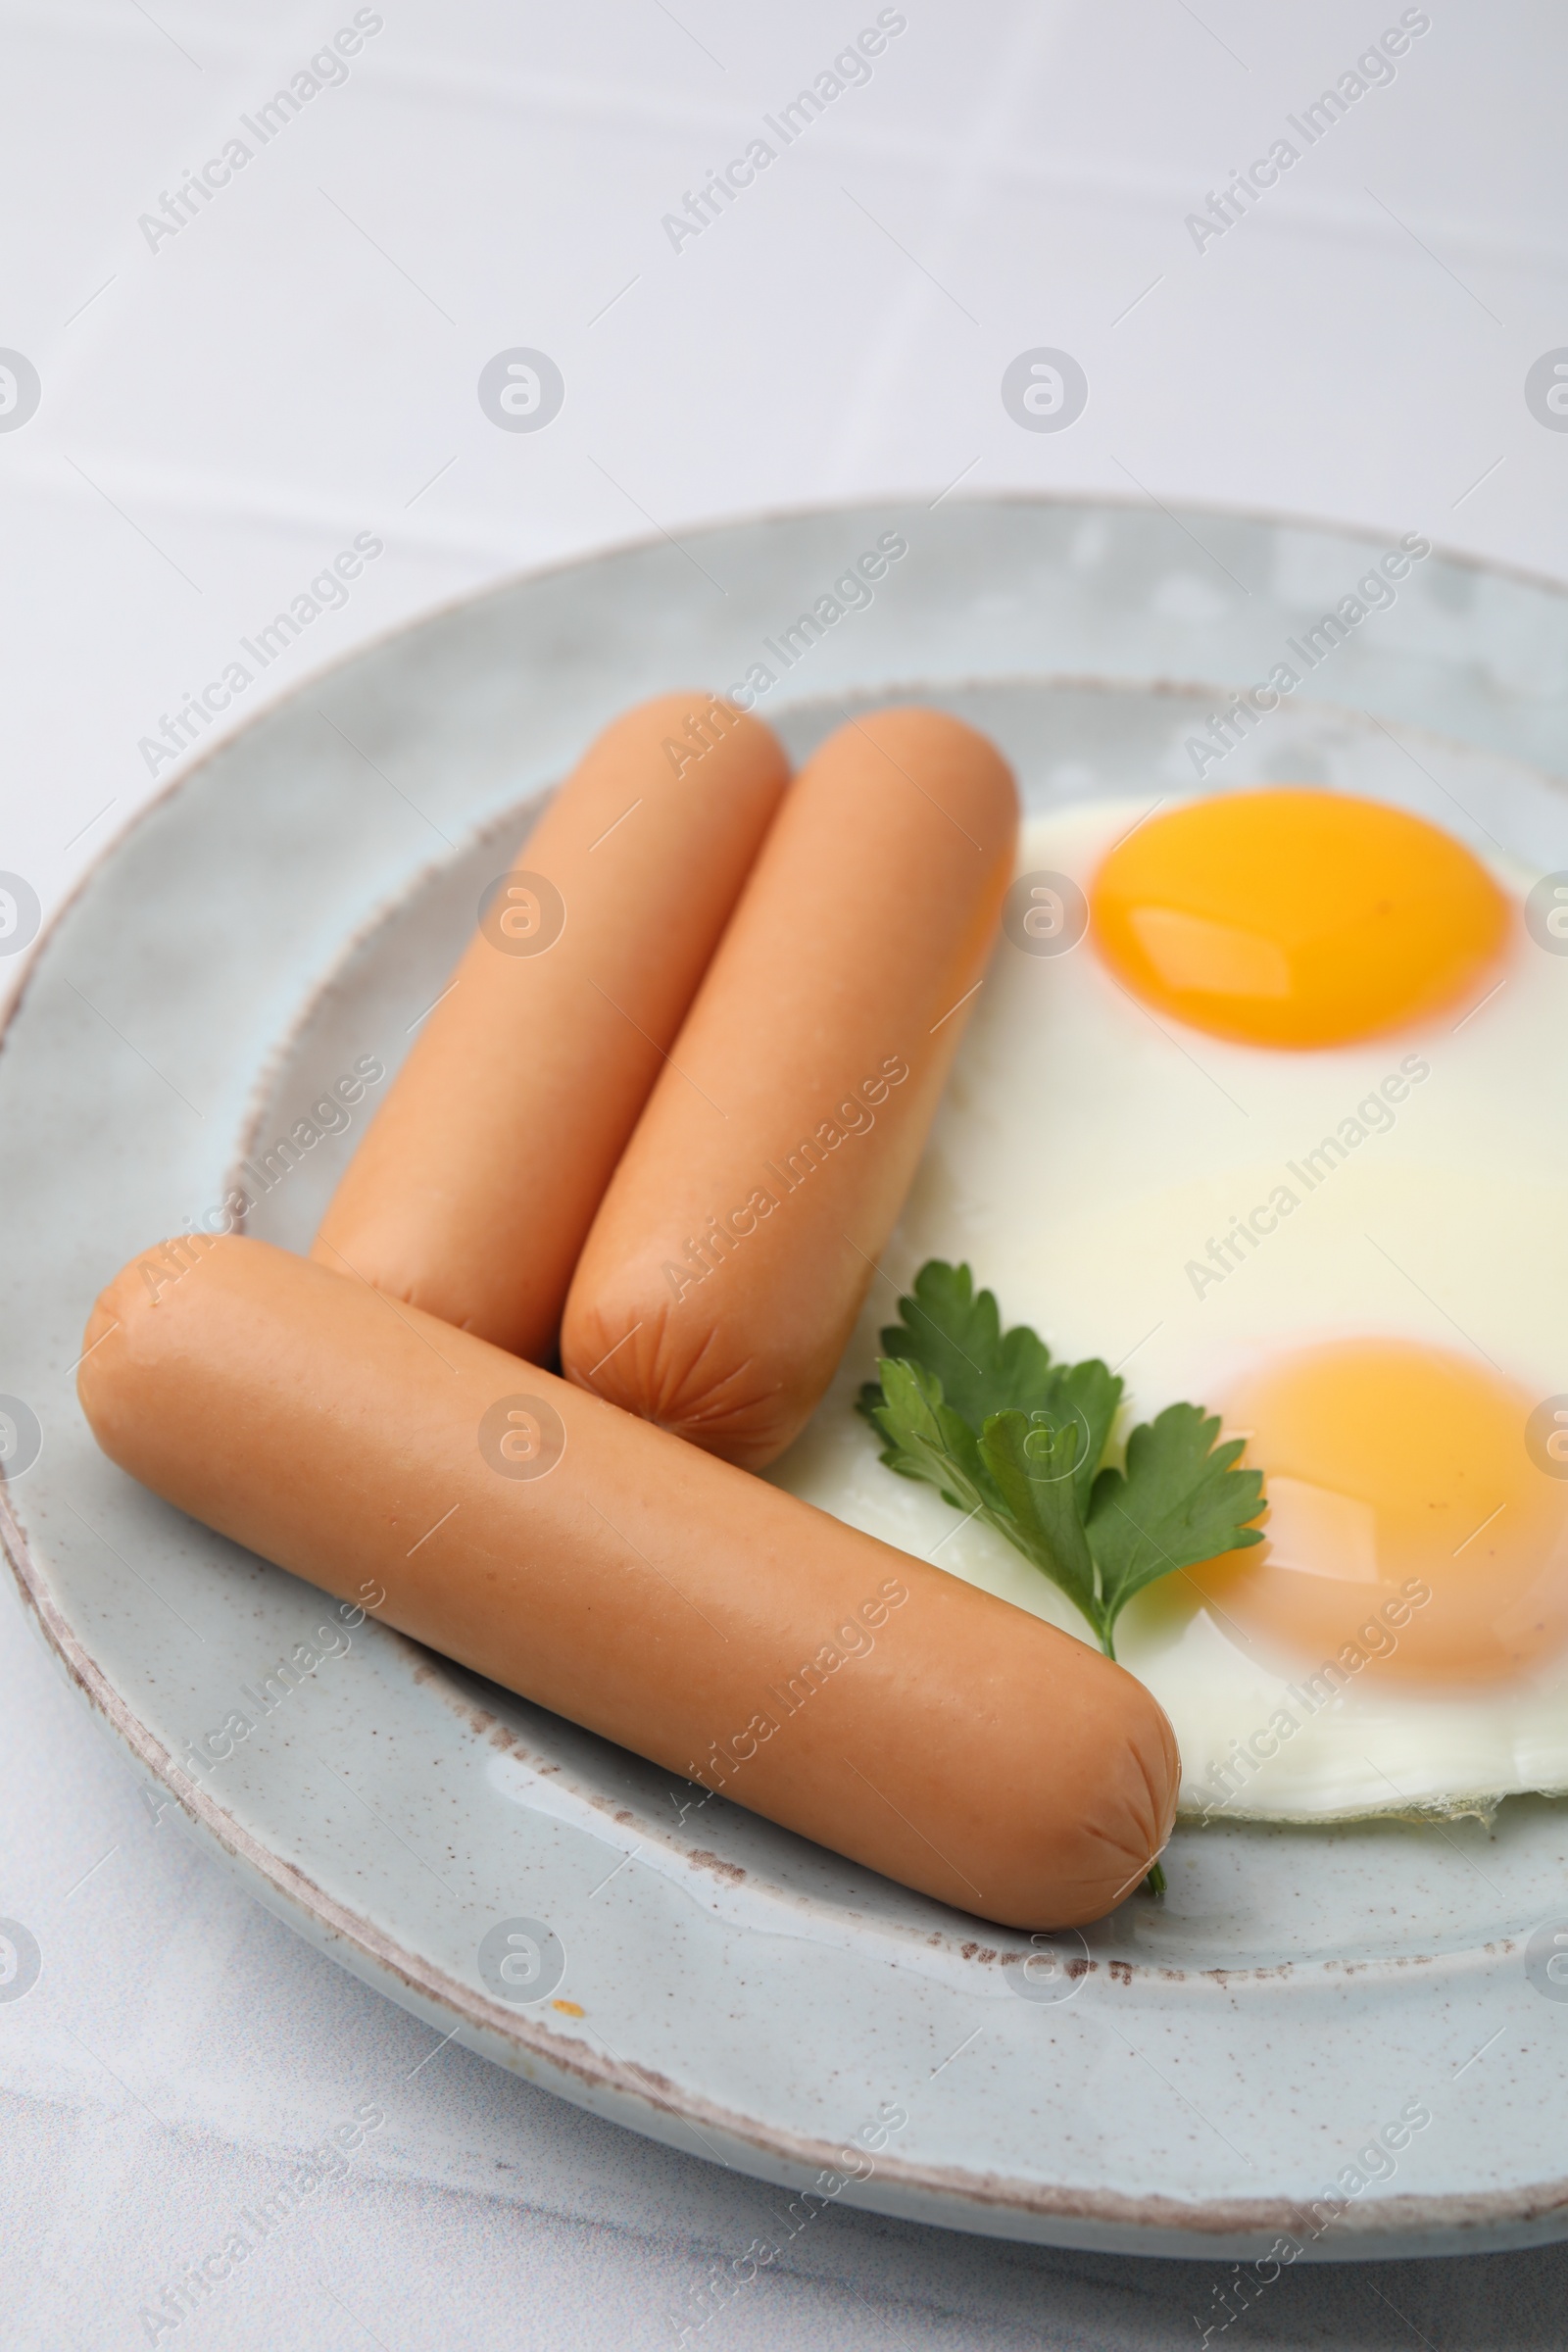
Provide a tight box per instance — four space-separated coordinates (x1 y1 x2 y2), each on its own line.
857 1261 1265 1665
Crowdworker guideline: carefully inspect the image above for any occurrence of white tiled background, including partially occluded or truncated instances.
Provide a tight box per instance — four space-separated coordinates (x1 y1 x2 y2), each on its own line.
3 4 1567 2344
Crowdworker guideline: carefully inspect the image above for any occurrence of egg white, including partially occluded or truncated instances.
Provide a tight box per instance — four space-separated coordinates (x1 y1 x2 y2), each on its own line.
768 797 1568 1823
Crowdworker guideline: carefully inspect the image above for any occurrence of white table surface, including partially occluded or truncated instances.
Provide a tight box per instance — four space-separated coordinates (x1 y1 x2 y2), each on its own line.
4 3 1568 2343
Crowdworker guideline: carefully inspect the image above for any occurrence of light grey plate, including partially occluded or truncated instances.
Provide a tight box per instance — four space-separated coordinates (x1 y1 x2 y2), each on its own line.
7 499 1568 2263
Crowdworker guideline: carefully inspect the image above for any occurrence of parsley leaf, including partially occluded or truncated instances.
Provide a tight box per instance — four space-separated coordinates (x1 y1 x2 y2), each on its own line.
859 1261 1264 1661
1086 1403 1265 1633
869 1259 1058 1429
869 1355 992 1518
975 1410 1099 1628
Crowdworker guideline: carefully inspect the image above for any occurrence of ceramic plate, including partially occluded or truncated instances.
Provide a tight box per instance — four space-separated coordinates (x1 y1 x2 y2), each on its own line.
7 498 1568 2263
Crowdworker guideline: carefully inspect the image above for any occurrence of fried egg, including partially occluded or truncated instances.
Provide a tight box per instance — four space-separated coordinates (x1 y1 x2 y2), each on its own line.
771 786 1568 1823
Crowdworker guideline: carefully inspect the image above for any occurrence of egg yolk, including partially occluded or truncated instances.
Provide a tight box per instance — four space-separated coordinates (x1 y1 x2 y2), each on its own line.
1196 1340 1568 1685
1090 789 1509 1049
